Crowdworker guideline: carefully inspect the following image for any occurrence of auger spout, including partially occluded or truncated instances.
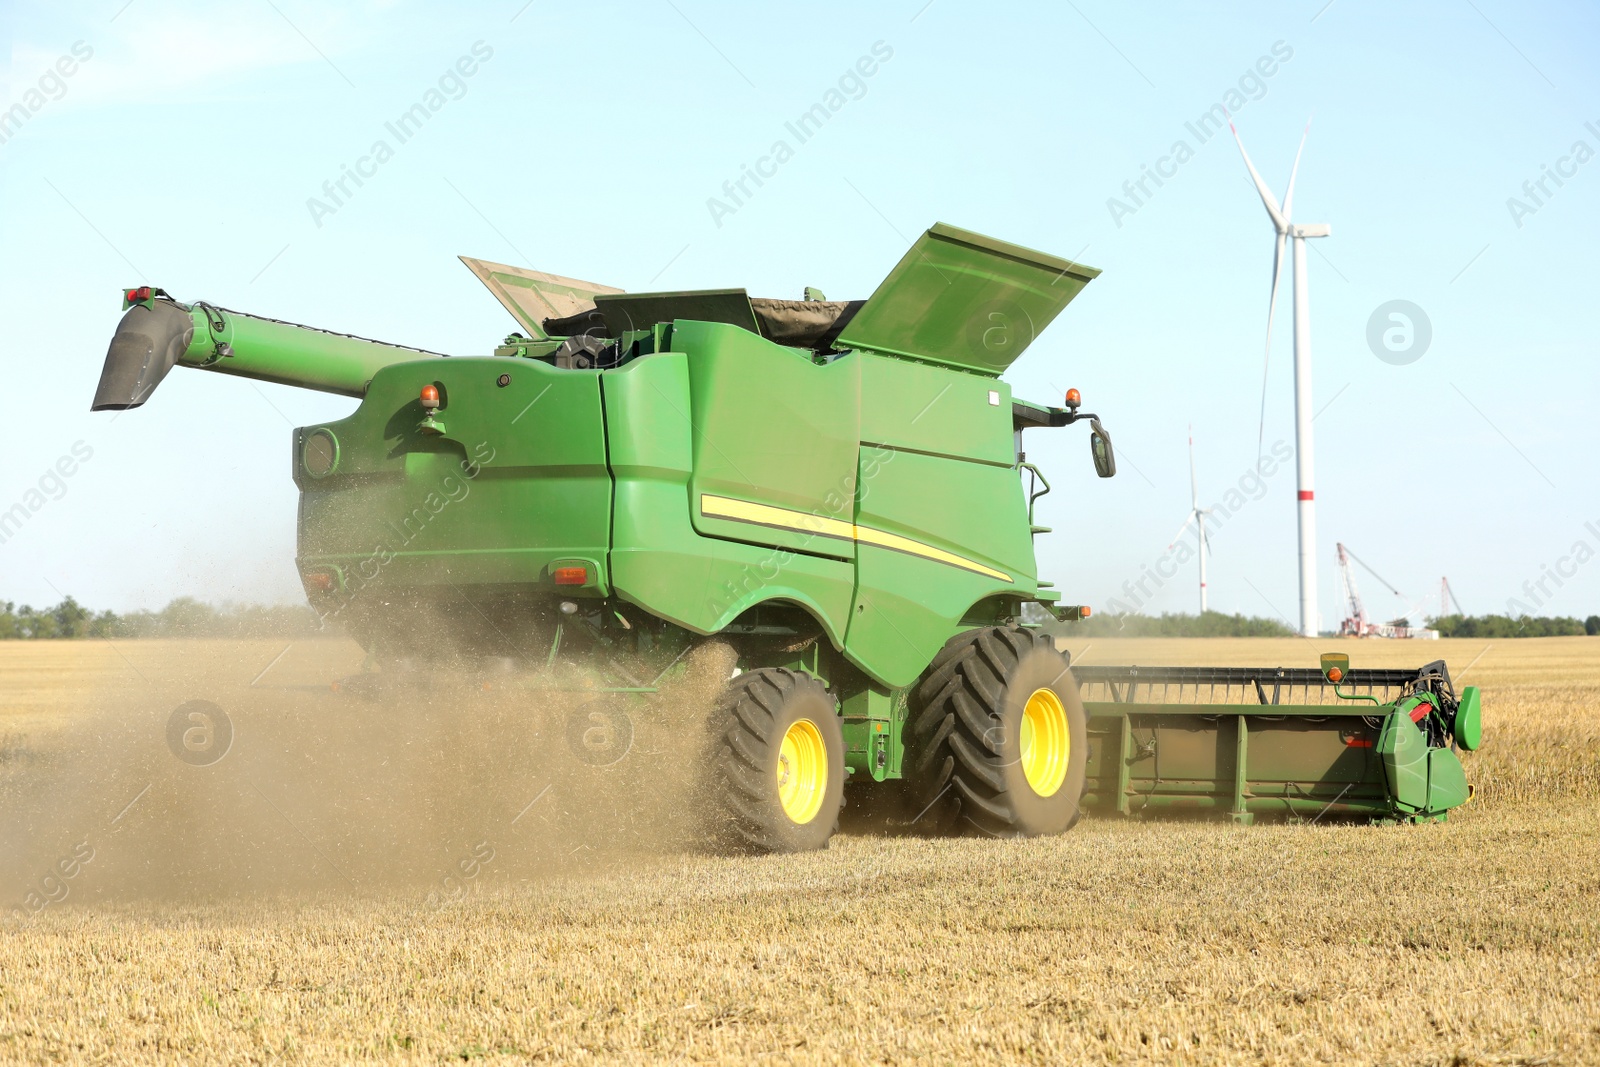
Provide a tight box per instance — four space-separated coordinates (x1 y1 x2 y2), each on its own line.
91 288 445 411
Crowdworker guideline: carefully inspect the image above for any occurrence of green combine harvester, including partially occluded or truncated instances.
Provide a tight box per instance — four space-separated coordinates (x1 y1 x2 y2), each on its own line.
92 224 1481 851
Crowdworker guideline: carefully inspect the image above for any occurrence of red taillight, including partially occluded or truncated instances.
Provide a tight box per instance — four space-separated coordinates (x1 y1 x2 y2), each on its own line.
125 286 151 304
553 566 587 586
303 570 335 593
420 384 440 409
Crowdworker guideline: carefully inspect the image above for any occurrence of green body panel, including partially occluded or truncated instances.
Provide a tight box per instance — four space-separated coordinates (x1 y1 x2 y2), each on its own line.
1427 748 1472 811
837 223 1101 375
182 307 440 397
680 321 861 561
1376 700 1474 814
1082 701 1473 822
1378 705 1432 812
296 358 611 596
583 318 1039 688
601 351 856 648
847 445 1034 687
857 354 1015 465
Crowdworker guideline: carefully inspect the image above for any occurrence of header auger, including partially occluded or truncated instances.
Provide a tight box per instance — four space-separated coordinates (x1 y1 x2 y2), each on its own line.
93 223 1479 852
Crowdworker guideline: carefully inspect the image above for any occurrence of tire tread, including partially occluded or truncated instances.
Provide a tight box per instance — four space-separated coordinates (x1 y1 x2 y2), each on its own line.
713 667 842 853
903 625 1082 836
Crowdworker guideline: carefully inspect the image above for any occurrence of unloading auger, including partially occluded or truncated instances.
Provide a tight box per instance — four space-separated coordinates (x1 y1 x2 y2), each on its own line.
92 286 446 410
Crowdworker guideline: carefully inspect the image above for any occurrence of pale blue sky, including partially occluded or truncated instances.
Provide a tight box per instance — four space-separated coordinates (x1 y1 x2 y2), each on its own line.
1 0 1596 628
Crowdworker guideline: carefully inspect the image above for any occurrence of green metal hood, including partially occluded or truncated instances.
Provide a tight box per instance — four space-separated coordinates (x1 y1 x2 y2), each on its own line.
836 223 1100 375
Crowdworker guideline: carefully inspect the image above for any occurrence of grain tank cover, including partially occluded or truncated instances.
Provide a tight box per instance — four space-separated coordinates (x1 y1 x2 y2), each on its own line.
458 256 623 340
836 222 1101 375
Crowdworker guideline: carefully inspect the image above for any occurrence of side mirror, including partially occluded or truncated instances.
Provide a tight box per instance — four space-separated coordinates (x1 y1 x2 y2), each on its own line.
1320 652 1350 684
1089 420 1116 479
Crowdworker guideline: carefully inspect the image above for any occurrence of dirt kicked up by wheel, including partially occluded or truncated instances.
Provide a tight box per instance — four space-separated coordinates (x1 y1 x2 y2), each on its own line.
904 625 1087 837
712 667 845 853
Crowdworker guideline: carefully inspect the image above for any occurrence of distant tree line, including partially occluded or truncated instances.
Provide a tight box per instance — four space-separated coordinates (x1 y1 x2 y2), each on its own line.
5 597 1598 641
0 597 324 639
1428 613 1600 638
1052 610 1298 637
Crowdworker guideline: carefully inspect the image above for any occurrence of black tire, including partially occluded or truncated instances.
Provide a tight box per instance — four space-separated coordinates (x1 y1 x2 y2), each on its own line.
904 625 1086 837
712 668 845 853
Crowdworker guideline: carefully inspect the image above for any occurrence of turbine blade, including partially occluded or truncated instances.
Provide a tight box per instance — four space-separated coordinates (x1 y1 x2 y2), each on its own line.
1229 122 1287 231
1188 427 1199 509
1256 231 1287 459
1282 119 1310 221
1167 514 1197 551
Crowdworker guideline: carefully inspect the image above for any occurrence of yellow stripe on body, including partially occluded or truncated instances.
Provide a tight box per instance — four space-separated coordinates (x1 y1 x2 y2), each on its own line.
698 494 1012 583
850 525 1012 582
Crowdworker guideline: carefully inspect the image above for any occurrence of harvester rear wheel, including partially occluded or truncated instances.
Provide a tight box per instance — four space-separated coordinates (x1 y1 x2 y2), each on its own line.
905 625 1086 837
712 668 845 853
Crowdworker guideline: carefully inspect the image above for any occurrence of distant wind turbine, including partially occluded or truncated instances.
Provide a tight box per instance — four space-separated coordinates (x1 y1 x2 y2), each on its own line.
1168 428 1213 614
1230 120 1330 638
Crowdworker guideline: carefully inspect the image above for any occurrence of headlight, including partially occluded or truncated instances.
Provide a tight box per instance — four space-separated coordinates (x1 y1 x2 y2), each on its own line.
304 429 338 477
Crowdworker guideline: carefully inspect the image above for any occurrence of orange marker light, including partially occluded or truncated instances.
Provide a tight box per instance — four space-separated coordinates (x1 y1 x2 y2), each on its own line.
1081 605 1091 618
303 569 335 593
1327 666 1344 683
420 384 441 410
553 566 588 586
1064 388 1081 409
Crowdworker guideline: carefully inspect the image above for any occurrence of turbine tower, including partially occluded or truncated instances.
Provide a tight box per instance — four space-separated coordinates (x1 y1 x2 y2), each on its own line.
1169 428 1213 614
1230 121 1330 638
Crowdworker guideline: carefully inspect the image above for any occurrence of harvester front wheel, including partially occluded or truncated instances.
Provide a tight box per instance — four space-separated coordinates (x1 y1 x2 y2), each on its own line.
713 668 844 853
905 625 1086 837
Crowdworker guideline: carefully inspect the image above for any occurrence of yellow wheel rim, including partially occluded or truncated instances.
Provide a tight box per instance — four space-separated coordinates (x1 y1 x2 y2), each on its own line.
1020 687 1070 797
777 718 828 825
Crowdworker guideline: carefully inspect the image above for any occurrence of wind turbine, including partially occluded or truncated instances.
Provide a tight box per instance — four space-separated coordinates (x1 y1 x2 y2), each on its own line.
1168 428 1213 614
1230 120 1330 638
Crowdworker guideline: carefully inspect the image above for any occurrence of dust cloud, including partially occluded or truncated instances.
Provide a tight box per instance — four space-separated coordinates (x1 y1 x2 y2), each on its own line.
0 638 739 913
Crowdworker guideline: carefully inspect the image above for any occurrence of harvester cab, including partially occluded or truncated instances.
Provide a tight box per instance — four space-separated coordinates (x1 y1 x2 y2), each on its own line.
90 222 1478 853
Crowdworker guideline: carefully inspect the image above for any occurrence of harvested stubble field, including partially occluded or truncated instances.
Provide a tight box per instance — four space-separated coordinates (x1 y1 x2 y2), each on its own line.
1 635 1598 1065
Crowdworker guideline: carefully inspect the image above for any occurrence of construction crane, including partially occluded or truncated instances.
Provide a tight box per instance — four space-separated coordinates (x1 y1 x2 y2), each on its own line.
1440 577 1462 617
1336 543 1438 639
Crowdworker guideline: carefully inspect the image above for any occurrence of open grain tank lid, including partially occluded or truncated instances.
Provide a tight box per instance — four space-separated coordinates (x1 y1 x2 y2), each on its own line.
458 256 624 340
835 222 1101 375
